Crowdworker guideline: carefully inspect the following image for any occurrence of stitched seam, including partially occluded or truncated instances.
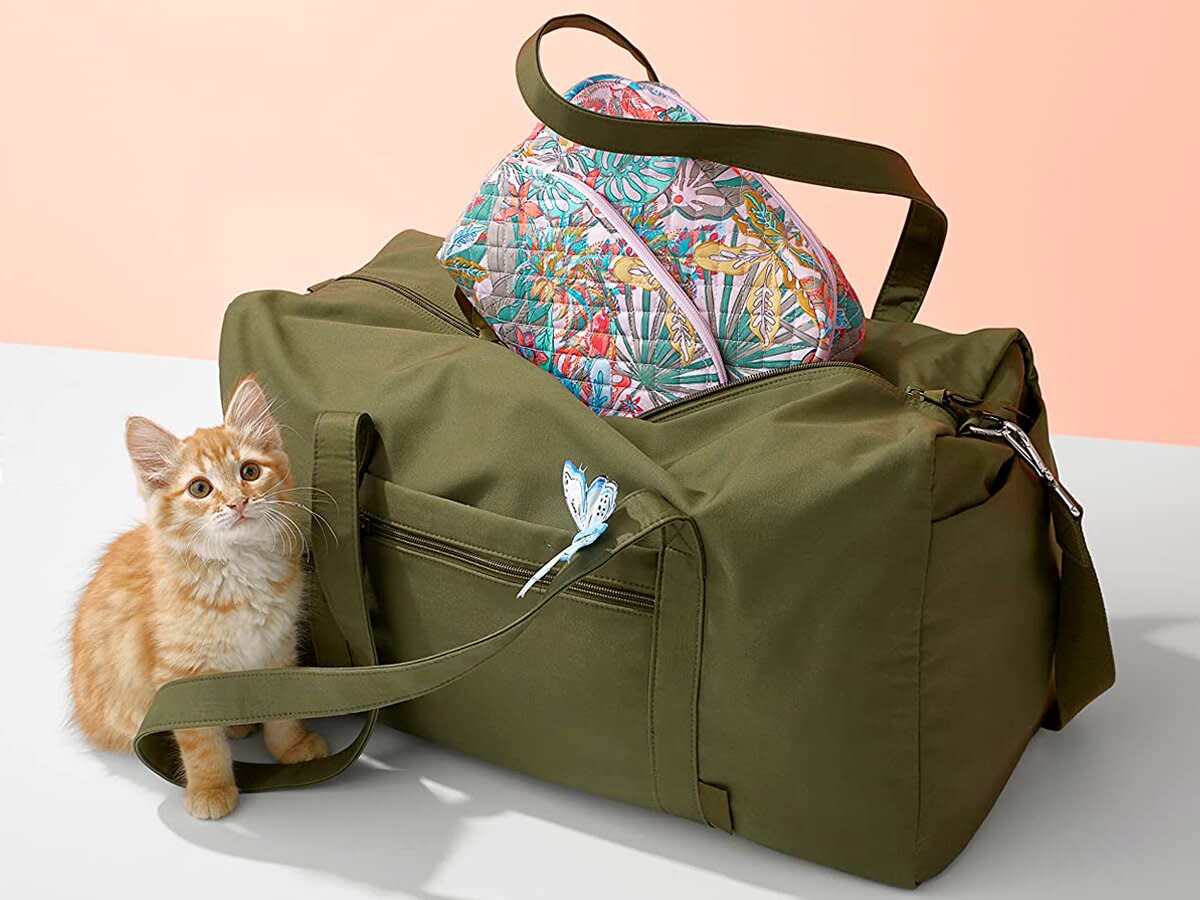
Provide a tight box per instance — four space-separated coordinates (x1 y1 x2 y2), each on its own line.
143 645 506 731
680 524 706 824
310 414 337 655
317 414 375 664
913 426 937 880
346 417 375 661
647 529 667 812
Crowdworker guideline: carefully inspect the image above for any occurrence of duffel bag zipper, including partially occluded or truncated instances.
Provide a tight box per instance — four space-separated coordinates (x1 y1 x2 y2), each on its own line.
641 359 901 420
360 513 655 611
335 273 477 336
907 387 1083 518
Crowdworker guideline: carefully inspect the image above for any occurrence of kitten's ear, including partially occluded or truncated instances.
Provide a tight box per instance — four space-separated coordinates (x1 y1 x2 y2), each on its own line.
126 417 180 491
224 375 282 450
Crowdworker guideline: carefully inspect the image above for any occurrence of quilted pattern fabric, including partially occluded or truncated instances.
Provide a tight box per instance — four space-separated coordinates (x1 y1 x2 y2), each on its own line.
439 74 865 416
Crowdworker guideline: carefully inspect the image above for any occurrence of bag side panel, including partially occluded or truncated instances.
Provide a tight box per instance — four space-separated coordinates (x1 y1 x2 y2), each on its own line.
916 440 1058 881
674 380 941 888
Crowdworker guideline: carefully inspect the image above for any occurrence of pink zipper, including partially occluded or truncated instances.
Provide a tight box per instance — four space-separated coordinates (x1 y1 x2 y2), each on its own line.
512 160 728 384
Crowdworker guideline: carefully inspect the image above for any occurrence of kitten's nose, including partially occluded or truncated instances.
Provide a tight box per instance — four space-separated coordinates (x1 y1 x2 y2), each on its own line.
227 497 248 515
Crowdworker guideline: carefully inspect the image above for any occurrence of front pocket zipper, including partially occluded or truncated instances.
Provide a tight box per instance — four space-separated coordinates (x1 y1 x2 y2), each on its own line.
361 513 654 612
336 273 477 336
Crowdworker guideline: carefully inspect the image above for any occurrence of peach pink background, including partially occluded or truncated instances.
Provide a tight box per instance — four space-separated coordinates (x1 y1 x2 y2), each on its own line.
2 2 1197 445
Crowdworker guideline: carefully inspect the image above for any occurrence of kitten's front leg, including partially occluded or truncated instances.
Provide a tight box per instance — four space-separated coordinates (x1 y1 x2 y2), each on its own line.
175 726 238 819
263 718 330 764
261 642 329 764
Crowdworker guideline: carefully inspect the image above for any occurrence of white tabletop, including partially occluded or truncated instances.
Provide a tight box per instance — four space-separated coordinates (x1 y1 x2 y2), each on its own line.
2 342 1196 899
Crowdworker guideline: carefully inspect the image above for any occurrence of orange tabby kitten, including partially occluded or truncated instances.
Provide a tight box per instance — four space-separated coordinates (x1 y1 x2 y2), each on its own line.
71 376 328 819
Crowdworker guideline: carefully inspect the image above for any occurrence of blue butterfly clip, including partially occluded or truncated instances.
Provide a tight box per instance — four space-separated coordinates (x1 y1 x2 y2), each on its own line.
517 461 618 599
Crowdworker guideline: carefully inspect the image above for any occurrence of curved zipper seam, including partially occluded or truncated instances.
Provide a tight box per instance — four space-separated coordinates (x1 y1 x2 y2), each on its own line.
510 159 728 384
665 92 841 355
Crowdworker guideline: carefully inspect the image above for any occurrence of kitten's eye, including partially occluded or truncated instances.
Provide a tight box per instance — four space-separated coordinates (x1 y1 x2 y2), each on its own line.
240 462 262 481
187 478 213 499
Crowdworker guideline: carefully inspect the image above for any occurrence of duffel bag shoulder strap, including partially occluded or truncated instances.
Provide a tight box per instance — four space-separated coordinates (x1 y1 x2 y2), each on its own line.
135 413 720 826
1045 495 1117 729
515 14 947 325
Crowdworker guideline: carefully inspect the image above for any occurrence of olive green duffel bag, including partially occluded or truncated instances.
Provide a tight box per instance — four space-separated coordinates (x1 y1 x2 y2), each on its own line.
134 15 1115 888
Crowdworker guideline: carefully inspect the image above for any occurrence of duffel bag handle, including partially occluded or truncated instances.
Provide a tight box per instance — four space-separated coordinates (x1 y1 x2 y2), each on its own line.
515 13 947 325
134 412 718 826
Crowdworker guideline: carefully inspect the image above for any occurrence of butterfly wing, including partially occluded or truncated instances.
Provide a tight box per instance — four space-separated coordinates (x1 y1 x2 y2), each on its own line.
562 461 589 531
583 475 619 529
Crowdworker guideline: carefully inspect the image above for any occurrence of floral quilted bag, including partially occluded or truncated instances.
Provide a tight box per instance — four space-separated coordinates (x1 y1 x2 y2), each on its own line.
438 73 865 416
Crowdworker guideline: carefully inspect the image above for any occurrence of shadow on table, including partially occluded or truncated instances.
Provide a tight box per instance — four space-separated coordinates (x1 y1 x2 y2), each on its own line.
101 616 1198 899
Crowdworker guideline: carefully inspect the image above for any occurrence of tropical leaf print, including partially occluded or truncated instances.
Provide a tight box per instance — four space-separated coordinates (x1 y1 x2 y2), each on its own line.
694 240 757 276
727 203 824 323
746 265 783 346
438 73 866 415
442 255 488 287
511 224 594 328
441 221 486 259
565 75 664 120
612 284 722 409
742 189 787 243
523 167 588 220
661 160 729 221
663 297 701 364
611 256 660 291
495 179 546 235
513 327 549 367
827 249 866 360
568 148 678 205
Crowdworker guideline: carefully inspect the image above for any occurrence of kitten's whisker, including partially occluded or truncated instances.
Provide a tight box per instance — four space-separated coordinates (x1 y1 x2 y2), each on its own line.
261 507 308 556
259 484 337 509
269 513 302 557
258 509 288 554
264 483 339 512
287 487 337 503
259 512 286 554
261 498 338 547
265 482 338 501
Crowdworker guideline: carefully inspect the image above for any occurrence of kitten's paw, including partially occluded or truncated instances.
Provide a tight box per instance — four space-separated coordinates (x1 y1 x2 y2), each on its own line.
273 730 329 765
185 784 239 820
225 723 258 740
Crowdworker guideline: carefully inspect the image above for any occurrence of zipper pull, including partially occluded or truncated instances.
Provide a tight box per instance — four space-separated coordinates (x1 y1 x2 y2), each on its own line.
908 386 1083 519
962 416 1083 519
906 386 1023 425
